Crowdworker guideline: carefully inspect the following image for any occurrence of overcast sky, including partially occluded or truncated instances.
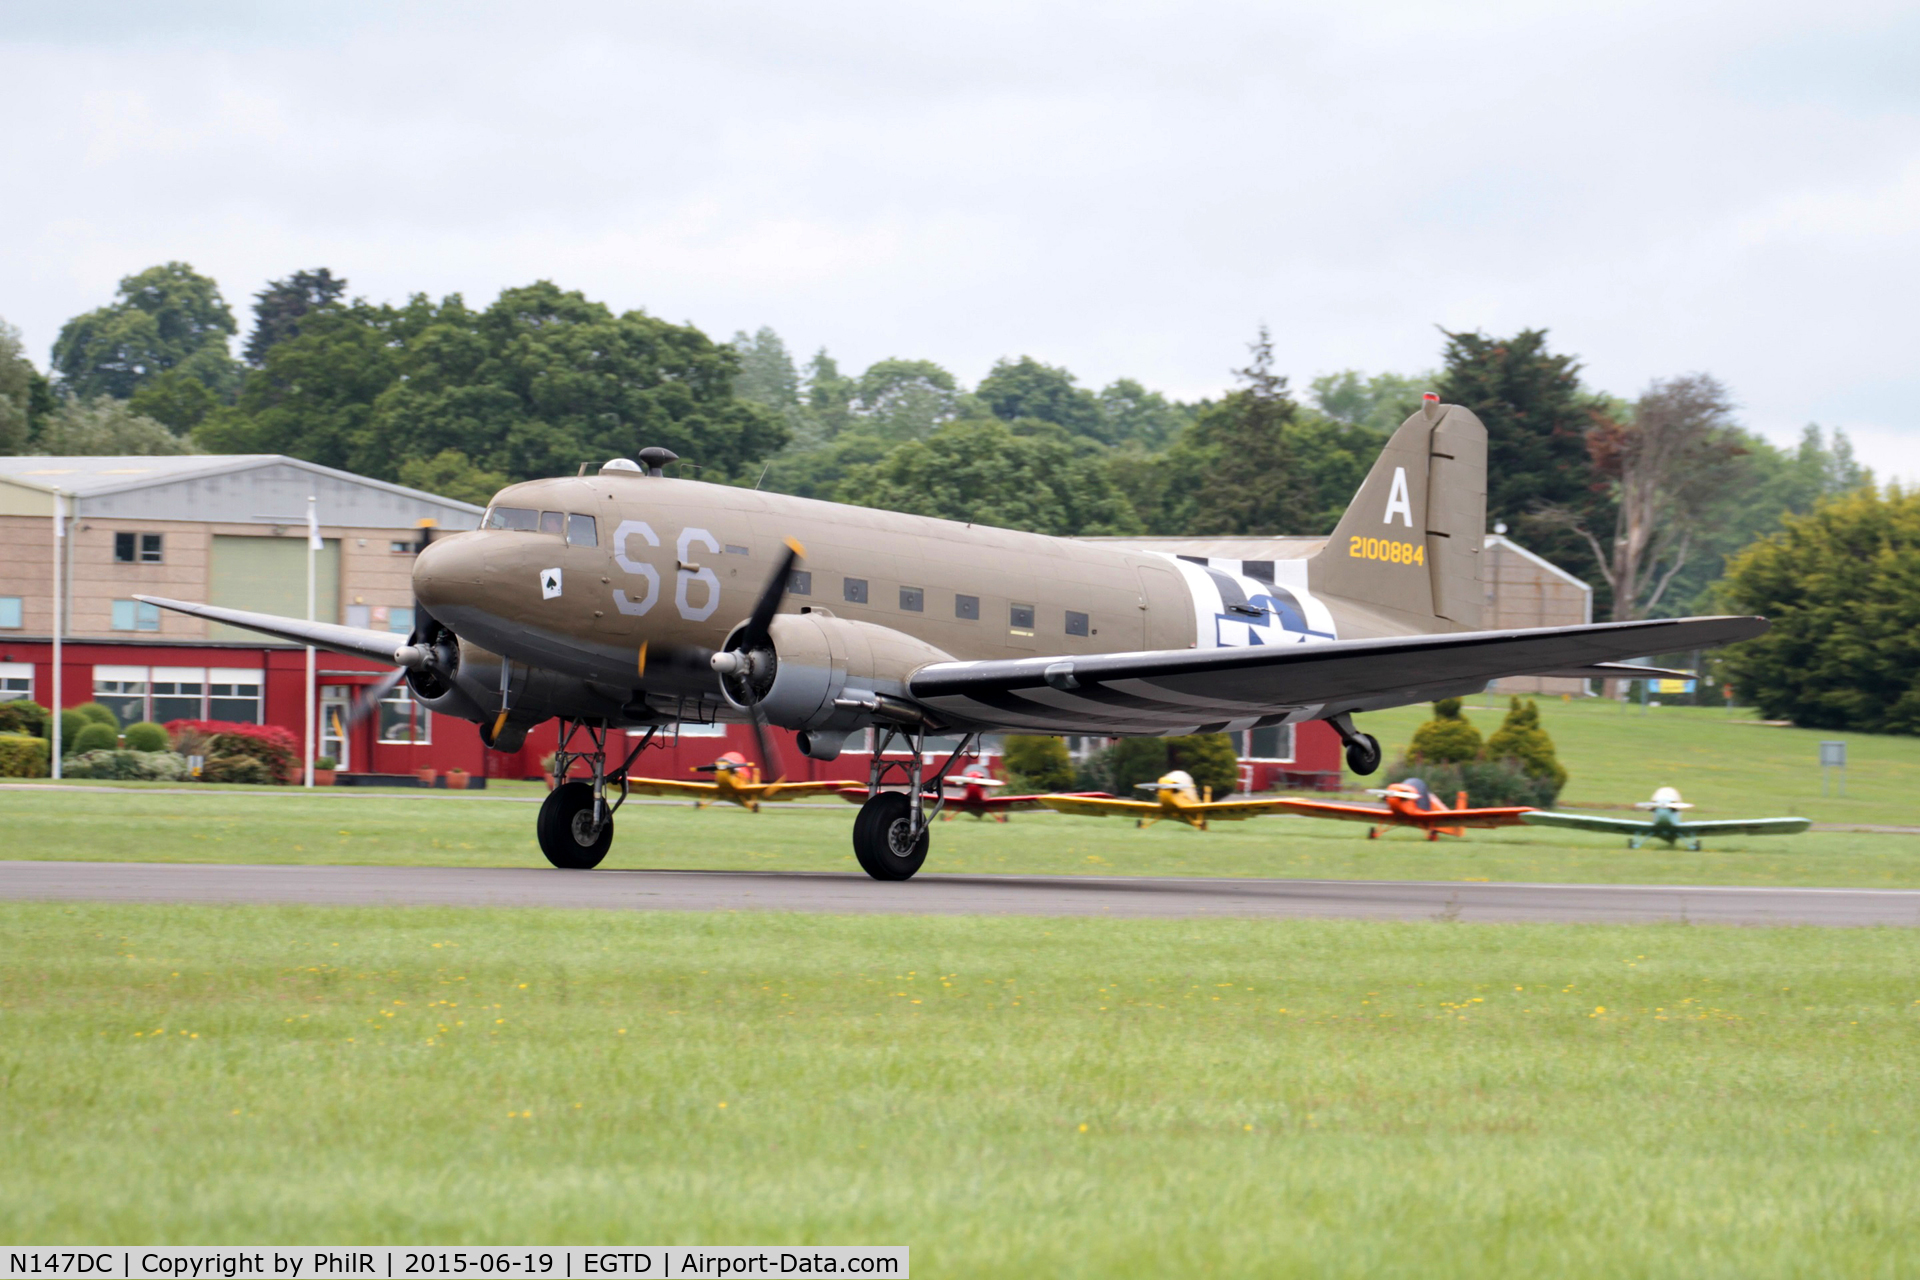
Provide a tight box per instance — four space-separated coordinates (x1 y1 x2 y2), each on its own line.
3 0 1915 477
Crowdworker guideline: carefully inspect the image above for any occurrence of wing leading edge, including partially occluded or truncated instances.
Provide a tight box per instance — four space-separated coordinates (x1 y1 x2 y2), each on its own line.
136 594 419 667
906 615 1766 735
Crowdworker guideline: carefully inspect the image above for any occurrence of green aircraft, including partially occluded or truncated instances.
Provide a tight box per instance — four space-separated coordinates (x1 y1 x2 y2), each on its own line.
1521 787 1811 851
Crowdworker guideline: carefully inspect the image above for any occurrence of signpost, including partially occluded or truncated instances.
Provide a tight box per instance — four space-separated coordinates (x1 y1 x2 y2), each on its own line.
1820 740 1846 797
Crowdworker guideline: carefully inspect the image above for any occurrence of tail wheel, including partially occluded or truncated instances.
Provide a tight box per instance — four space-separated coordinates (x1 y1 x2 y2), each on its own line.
852 791 928 881
538 780 613 870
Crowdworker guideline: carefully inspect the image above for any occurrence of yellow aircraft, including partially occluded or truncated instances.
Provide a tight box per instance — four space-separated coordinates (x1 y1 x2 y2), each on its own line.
1040 770 1304 830
623 750 854 812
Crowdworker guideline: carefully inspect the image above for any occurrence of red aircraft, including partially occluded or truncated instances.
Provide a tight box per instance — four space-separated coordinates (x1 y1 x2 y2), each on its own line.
838 762 1105 822
1274 777 1534 841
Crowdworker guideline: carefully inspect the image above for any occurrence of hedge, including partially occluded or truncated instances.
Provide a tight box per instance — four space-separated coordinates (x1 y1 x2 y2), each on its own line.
0 733 49 777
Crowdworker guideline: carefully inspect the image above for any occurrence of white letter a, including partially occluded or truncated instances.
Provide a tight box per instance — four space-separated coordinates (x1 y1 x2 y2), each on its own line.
1383 466 1413 528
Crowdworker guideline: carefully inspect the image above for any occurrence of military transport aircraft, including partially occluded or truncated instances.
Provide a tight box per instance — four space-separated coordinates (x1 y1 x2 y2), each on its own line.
138 397 1765 880
1272 778 1534 841
1521 786 1811 850
1041 769 1305 830
620 749 854 812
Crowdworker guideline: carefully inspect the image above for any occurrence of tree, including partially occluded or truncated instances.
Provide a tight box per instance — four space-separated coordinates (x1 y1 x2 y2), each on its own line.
800 349 856 440
1435 328 1605 594
1483 697 1567 790
1167 733 1239 799
1001 736 1075 791
1172 326 1315 536
1539 374 1747 621
1309 369 1432 434
851 359 959 440
1714 486 1920 734
127 369 220 434
837 418 1142 536
245 268 347 366
977 356 1101 436
0 317 34 453
1408 698 1483 764
35 397 195 455
396 449 510 505
51 262 239 400
1095 378 1188 449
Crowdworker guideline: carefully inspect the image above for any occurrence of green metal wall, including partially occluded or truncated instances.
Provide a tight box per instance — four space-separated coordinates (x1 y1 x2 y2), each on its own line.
209 535 340 641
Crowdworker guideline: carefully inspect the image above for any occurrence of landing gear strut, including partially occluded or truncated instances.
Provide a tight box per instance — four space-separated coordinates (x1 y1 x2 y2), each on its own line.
1328 713 1382 776
852 728 977 881
536 720 656 870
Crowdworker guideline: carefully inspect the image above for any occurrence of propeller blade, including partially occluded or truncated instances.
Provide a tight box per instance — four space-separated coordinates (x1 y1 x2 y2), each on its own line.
737 538 805 653
746 698 783 784
344 667 408 727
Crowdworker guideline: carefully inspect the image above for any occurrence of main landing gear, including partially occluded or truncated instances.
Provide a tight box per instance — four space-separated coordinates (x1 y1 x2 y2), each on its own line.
1328 713 1382 776
852 728 978 881
536 720 657 870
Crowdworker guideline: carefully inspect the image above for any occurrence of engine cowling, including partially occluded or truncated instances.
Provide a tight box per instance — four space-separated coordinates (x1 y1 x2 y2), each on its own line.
409 637 634 753
718 612 953 757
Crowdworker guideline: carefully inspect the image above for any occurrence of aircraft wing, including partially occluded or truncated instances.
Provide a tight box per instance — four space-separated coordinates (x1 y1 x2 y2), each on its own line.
756 780 861 801
1681 817 1813 838
137 594 419 666
905 616 1766 734
1038 794 1163 818
623 777 721 799
1188 798 1312 822
1520 811 1652 835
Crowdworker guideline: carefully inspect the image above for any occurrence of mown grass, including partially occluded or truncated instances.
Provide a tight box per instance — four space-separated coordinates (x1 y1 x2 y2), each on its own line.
3 903 1918 1275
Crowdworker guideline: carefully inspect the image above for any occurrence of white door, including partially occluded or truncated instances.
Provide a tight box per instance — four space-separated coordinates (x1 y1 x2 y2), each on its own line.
319 687 352 771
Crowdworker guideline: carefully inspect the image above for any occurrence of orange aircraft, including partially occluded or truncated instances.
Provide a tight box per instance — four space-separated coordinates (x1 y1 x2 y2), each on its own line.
839 761 1109 822
1274 777 1534 841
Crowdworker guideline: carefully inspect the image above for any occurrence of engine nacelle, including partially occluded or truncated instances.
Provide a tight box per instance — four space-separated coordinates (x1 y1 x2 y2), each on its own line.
721 613 953 756
409 638 634 752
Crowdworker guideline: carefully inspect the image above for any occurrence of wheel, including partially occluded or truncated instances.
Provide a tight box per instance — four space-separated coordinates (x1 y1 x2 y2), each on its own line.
852 791 929 881
1344 731 1382 776
538 780 613 869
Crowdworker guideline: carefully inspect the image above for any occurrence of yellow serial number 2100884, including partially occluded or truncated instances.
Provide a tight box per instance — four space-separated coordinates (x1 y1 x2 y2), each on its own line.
1349 536 1424 566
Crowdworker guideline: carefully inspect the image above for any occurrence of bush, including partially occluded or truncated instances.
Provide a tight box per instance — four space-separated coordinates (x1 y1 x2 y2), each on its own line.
74 701 119 728
1409 697 1483 764
0 733 49 777
1385 756 1560 809
1167 733 1239 799
1484 697 1568 791
201 754 278 785
62 749 193 781
122 721 170 752
72 722 118 753
313 755 338 771
206 732 294 782
1103 737 1170 796
0 699 48 736
1000 736 1074 792
59 709 91 752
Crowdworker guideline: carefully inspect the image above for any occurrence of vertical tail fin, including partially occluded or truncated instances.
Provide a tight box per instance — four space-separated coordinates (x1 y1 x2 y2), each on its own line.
1308 398 1487 631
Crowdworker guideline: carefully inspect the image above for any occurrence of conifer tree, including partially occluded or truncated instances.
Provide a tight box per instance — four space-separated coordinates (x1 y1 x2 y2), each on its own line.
1484 697 1568 790
1408 697 1483 764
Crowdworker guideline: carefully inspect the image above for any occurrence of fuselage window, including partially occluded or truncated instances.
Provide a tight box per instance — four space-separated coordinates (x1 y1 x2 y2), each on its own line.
955 594 980 620
789 570 812 596
844 577 869 604
1010 604 1036 635
484 506 538 531
539 510 565 536
726 544 749 556
899 586 924 612
566 514 598 547
1065 610 1089 637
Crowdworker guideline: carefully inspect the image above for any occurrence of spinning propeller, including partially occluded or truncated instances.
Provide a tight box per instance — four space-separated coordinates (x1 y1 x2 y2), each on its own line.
709 537 806 784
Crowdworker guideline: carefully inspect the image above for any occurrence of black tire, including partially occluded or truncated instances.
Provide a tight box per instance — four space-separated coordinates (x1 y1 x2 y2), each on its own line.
538 780 613 870
1345 732 1383 776
852 791 929 881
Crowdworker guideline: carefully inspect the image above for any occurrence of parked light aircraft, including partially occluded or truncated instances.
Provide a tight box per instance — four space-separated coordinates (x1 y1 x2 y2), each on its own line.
1041 770 1306 829
619 749 853 812
1521 786 1811 849
1271 778 1534 840
140 398 1764 880
837 761 1109 821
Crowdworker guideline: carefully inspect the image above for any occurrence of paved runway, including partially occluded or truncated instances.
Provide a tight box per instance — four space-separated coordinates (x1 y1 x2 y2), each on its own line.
3 861 1918 925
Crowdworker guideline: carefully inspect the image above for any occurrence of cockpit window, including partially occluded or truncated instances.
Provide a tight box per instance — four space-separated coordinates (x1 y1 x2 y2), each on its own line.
567 513 598 547
539 510 565 536
483 506 538 531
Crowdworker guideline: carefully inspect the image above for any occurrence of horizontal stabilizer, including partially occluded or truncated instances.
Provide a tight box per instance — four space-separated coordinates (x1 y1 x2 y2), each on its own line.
135 594 419 667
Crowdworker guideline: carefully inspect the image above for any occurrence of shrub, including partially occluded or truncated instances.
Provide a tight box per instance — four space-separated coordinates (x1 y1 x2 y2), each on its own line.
1167 733 1239 799
122 721 170 752
74 701 119 728
72 722 118 754
1385 755 1560 810
1408 697 1483 764
201 754 278 785
0 733 49 777
0 699 49 736
1103 737 1171 796
59 709 91 752
206 731 294 782
62 749 193 781
1484 697 1568 791
1000 736 1075 792
313 755 338 771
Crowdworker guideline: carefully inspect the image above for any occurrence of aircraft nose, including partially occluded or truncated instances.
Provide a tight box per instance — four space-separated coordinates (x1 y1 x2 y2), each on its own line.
412 531 492 611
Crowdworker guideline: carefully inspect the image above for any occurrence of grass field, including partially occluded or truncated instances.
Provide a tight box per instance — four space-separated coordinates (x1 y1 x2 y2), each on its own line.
4 902 1918 1274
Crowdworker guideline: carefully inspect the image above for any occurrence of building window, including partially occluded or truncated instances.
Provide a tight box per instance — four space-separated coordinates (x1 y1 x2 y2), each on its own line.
0 663 32 702
1235 724 1295 762
110 600 161 632
114 532 162 563
1065 610 1089 637
899 586 924 612
378 687 431 744
843 577 868 604
567 514 598 547
955 594 980 621
389 606 414 635
92 667 149 725
677 721 729 738
390 541 413 554
208 669 263 724
1009 603 1035 636
151 668 207 723
788 569 812 596
0 597 20 629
